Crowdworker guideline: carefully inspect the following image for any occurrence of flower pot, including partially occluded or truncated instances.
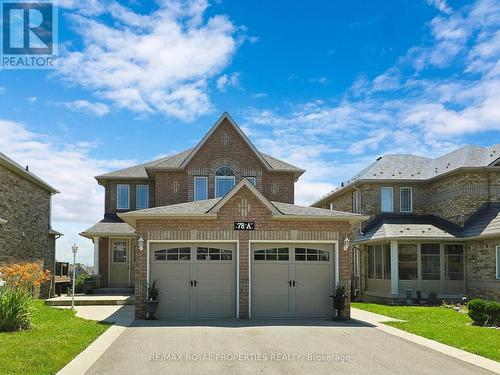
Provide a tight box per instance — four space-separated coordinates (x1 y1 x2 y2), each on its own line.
146 300 159 320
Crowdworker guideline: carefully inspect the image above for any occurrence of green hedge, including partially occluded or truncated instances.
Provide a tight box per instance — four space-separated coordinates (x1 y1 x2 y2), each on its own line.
468 299 500 326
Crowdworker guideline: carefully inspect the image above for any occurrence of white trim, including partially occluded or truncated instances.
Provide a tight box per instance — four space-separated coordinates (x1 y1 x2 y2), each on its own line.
116 184 130 210
147 239 240 318
496 245 500 280
352 190 361 213
248 240 339 319
194 176 208 201
93 237 100 275
381 187 394 213
400 186 413 213
136 185 149 209
215 176 235 198
390 240 399 295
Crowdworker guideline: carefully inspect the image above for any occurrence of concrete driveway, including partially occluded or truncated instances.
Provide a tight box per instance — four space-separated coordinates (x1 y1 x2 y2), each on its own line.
86 319 493 375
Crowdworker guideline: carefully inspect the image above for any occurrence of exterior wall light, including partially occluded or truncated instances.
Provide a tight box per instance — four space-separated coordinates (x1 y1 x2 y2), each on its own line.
138 235 145 252
343 235 350 251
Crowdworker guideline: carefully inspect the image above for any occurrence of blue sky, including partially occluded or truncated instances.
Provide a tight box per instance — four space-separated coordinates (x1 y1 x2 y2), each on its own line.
0 0 499 265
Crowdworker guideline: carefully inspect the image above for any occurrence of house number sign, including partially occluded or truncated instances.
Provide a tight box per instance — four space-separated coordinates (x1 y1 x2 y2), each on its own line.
234 221 255 230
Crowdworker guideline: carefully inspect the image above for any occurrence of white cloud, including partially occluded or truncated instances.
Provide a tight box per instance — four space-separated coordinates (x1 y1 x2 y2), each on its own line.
243 0 500 205
216 72 241 92
0 120 133 264
57 0 240 121
250 92 268 99
26 96 37 104
61 100 110 116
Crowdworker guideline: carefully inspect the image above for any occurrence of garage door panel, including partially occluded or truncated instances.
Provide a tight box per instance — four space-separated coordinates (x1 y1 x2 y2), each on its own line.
195 295 233 317
293 295 331 316
252 296 290 317
157 295 190 318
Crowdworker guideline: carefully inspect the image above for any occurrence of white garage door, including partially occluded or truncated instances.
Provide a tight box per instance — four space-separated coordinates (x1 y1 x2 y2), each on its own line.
150 242 236 318
251 243 335 318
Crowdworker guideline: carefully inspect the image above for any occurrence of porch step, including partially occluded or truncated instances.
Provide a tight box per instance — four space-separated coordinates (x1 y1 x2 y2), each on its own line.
92 287 134 295
45 295 134 306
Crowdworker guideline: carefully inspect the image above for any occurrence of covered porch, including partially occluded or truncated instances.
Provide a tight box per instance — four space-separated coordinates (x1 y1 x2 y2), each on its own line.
355 215 466 302
80 215 137 289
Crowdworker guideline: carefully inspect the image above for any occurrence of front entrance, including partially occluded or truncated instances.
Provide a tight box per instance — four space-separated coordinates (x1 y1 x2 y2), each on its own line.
150 242 237 318
443 244 465 293
110 239 130 285
251 242 336 318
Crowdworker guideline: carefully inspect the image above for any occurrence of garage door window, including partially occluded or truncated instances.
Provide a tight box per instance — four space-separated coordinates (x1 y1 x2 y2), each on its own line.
295 248 329 262
254 248 289 261
154 247 191 261
197 247 232 261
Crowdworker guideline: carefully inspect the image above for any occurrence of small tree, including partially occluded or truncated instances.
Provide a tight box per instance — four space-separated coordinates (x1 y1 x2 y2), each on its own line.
331 283 347 319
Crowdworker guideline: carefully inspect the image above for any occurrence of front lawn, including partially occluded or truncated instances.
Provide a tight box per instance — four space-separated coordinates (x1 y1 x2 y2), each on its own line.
353 302 500 361
0 300 110 375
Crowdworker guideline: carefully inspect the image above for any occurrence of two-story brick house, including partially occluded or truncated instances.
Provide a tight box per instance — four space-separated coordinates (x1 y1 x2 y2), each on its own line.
0 153 61 297
81 113 366 319
312 145 500 302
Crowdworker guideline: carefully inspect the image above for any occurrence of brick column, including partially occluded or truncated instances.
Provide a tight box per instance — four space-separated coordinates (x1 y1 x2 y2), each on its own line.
135 232 147 319
238 232 249 318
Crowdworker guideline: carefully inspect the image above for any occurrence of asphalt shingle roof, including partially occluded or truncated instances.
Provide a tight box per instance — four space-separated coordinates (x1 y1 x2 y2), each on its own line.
80 214 136 238
271 201 359 217
95 149 303 180
463 203 500 238
315 144 500 205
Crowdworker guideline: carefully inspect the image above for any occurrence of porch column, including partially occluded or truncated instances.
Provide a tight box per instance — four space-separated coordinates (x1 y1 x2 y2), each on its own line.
390 240 399 296
93 237 100 275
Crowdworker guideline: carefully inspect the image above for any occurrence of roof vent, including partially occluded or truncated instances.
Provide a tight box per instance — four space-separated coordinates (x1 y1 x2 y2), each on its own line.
376 156 382 161
25 166 29 171
341 182 344 187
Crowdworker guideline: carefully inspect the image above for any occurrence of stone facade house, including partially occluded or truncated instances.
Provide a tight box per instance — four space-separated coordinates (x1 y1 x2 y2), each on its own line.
312 145 500 302
81 113 366 319
0 153 61 297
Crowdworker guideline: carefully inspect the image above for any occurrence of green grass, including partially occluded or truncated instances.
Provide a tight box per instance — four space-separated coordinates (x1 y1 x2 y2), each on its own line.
0 300 110 375
353 302 500 361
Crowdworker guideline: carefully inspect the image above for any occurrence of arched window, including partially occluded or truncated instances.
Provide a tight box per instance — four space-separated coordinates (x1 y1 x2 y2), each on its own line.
215 166 235 197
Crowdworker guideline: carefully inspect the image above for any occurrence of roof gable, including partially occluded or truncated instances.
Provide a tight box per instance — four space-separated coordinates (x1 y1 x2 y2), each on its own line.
180 112 272 170
207 178 281 215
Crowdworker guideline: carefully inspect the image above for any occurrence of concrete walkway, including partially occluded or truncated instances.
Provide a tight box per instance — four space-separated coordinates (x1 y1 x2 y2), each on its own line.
46 295 133 306
351 308 500 374
84 318 494 375
56 305 134 375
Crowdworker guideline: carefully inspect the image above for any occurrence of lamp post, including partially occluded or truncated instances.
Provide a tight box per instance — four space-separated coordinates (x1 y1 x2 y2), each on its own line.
71 243 78 311
138 235 144 251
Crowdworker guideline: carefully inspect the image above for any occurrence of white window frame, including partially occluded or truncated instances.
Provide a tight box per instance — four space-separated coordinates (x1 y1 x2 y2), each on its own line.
400 187 413 213
245 177 256 186
381 187 394 213
136 185 149 209
329 202 334 210
352 190 361 214
194 176 208 201
496 246 500 279
116 184 130 210
215 167 235 198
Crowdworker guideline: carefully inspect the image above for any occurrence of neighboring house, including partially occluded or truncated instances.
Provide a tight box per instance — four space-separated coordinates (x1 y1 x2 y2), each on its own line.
69 263 93 278
0 153 62 297
81 113 366 319
313 145 500 302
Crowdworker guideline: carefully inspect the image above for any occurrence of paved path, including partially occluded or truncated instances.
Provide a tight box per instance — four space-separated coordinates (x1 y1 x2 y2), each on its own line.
86 318 494 375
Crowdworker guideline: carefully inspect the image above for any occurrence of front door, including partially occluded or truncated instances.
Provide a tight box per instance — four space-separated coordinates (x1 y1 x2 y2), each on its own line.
443 244 465 293
110 240 129 285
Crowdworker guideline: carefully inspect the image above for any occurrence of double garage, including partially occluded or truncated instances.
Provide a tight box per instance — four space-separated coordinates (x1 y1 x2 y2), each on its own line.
149 241 337 319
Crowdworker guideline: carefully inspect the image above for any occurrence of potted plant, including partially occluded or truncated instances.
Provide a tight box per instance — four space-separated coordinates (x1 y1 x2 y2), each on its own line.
330 283 347 320
146 279 160 320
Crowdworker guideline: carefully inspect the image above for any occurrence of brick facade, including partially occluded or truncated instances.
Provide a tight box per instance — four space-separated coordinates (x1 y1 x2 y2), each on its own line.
465 238 500 300
134 186 352 319
103 118 296 214
0 164 56 297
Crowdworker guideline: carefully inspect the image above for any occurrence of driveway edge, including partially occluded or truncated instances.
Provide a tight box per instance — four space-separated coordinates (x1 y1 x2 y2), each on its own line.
352 308 500 374
57 314 134 375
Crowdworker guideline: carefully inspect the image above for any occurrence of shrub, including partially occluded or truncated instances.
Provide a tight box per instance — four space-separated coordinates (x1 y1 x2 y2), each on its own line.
468 299 488 326
0 287 31 332
428 291 439 305
0 263 51 296
485 301 500 326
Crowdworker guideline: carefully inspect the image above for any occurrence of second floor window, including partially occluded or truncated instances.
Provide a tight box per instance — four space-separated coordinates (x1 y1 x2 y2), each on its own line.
215 166 235 198
400 187 413 213
116 184 129 209
194 177 208 201
352 190 361 213
381 187 393 212
136 185 149 209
